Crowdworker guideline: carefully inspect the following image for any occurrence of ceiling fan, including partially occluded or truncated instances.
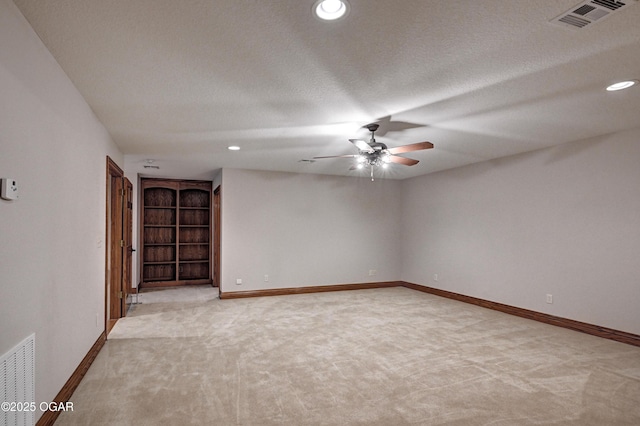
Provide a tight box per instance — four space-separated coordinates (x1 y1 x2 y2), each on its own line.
313 123 434 180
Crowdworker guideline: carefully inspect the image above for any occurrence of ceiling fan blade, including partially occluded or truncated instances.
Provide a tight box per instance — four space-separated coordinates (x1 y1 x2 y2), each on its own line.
312 154 358 159
349 139 374 153
387 141 433 155
368 116 426 136
389 156 419 166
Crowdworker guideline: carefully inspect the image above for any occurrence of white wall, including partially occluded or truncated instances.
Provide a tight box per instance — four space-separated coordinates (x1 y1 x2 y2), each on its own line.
220 169 402 292
401 129 640 335
0 0 122 418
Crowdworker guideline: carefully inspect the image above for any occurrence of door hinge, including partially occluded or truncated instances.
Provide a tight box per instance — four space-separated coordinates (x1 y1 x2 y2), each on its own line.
120 240 124 247
118 291 123 299
120 188 125 197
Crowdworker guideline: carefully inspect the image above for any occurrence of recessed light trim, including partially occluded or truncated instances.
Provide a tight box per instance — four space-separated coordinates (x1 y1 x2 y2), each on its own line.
313 0 349 21
227 146 241 151
606 80 638 91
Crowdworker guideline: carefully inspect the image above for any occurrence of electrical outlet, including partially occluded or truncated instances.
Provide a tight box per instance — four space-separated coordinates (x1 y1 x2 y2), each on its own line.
236 278 242 285
264 275 269 282
1 178 19 200
433 274 439 281
96 313 99 328
546 294 553 304
368 269 377 276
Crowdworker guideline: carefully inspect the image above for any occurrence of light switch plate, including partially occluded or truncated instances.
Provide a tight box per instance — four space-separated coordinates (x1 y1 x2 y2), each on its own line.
1 178 19 200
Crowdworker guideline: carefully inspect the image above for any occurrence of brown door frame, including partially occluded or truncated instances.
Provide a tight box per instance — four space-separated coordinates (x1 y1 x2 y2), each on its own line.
123 177 134 311
213 185 221 292
105 157 127 334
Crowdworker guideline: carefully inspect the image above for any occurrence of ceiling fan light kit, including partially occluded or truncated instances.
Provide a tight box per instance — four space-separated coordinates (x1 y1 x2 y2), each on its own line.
314 122 434 181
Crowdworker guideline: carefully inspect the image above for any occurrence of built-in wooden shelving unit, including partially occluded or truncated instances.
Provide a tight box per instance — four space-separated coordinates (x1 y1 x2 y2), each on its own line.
140 178 212 288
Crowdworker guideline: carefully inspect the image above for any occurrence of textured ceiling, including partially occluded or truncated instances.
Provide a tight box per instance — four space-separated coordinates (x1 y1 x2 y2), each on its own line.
13 0 640 179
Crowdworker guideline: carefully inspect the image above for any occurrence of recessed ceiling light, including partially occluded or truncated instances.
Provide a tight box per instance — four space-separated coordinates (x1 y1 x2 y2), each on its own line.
227 146 240 151
313 0 349 21
606 80 638 91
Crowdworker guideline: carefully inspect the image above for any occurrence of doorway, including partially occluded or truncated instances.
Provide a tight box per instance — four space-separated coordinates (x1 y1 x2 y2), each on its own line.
123 177 134 311
105 157 132 334
213 185 221 293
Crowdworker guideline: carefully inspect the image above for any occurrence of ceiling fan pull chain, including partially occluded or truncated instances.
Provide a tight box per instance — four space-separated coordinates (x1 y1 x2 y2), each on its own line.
371 165 374 181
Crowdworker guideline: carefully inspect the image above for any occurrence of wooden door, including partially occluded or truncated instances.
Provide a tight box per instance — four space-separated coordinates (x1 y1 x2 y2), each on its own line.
106 157 125 334
123 178 133 311
213 186 221 288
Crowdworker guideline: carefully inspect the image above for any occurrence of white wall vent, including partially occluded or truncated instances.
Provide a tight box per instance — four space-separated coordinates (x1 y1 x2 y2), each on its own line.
1 334 35 426
551 0 638 29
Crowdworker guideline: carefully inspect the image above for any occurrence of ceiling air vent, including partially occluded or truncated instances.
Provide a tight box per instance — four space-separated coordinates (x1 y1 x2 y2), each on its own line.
551 0 637 29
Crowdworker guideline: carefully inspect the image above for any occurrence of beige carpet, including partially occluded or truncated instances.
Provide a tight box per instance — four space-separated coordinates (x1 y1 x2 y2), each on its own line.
55 287 640 425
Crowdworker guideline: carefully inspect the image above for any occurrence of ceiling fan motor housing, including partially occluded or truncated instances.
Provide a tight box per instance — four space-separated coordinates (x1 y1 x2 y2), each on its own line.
369 142 387 151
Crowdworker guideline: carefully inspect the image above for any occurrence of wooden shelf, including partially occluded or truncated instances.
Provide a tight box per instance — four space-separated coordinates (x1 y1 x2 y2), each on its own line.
144 277 176 283
140 179 212 289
